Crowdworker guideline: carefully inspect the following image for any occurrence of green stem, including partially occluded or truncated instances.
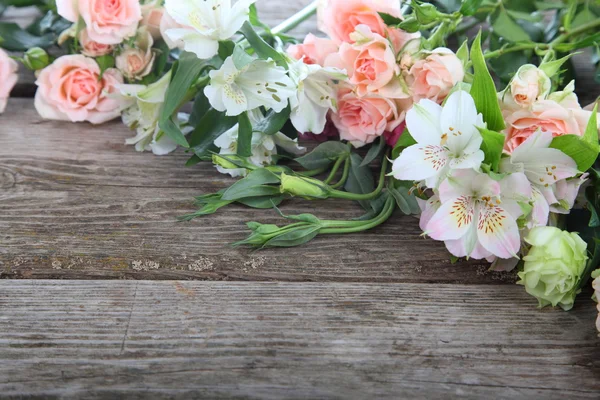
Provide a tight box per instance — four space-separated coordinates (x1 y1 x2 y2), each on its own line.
329 156 389 201
324 156 346 185
320 196 395 234
299 165 330 177
271 1 318 35
331 157 351 189
551 18 600 46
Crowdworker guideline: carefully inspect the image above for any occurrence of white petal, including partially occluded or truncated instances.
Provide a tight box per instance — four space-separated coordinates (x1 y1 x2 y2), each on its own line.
441 90 482 155
392 145 449 183
425 195 476 241
405 99 443 145
476 203 521 259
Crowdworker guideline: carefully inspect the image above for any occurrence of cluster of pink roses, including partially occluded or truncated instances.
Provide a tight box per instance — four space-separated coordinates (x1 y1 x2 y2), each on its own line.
287 0 464 147
499 64 593 153
32 0 172 124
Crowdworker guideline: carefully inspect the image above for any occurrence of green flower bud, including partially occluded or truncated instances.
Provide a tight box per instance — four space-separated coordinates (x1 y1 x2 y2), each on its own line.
22 47 50 71
413 3 439 24
212 154 246 171
280 174 330 199
518 227 589 311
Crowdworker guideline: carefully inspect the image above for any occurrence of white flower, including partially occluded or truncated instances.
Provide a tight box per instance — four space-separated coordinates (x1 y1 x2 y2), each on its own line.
391 90 485 189
163 0 256 59
214 109 305 177
117 73 185 155
204 56 295 117
500 130 580 218
288 59 346 134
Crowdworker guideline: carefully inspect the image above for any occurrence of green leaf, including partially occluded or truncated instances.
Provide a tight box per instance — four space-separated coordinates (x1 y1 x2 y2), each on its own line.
470 32 506 131
361 137 386 167
218 40 235 60
179 200 234 221
392 128 416 159
491 8 531 43
460 0 485 16
506 9 543 22
221 169 281 201
295 141 350 170
539 54 574 78
232 44 254 69
0 22 54 51
239 21 287 67
456 39 470 67
236 112 253 157
238 196 284 209
253 106 291 135
389 180 421 215
572 8 597 29
477 127 506 171
378 12 402 25
95 55 115 76
160 118 191 148
550 104 599 172
189 108 238 156
345 153 376 211
264 226 321 248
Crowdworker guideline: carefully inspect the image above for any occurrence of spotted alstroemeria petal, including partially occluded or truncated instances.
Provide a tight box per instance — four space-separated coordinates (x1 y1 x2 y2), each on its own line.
476 203 521 259
392 144 449 183
425 195 476 241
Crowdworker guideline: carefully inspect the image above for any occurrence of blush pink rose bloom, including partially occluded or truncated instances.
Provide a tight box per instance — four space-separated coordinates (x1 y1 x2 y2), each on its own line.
35 55 125 124
57 0 142 45
503 97 593 154
326 25 406 98
141 0 164 40
80 29 114 57
0 48 19 113
509 65 551 108
408 48 464 103
318 0 402 44
287 33 339 66
331 87 404 147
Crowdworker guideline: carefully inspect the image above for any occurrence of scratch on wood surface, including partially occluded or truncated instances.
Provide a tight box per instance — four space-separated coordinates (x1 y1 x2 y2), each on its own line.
120 282 138 355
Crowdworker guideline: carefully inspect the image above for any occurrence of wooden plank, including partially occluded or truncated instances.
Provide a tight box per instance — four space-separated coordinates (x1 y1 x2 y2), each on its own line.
0 98 517 283
0 280 598 399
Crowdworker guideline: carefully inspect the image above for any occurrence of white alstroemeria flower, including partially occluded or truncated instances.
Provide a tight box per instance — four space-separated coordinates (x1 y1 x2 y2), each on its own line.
287 59 346 134
391 90 485 189
163 0 256 59
117 73 184 155
425 169 529 260
205 57 296 117
500 130 580 217
214 109 305 177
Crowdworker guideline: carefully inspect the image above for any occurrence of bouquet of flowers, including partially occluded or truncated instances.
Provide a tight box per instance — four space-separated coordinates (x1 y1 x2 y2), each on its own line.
2 0 600 328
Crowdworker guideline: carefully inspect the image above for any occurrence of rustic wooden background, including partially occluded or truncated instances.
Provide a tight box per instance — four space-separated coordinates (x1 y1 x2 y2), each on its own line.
1 1 599 398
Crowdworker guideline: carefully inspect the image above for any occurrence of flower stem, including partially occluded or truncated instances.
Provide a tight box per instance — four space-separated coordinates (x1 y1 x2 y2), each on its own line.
331 157 351 189
329 156 389 201
320 195 396 234
271 1 319 36
550 18 600 46
324 156 347 185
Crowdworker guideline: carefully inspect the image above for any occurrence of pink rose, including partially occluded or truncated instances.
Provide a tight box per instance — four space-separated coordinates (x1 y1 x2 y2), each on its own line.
503 98 593 153
318 0 402 44
34 55 124 124
331 86 404 147
408 48 464 103
80 29 114 57
0 48 19 113
287 34 339 66
57 0 142 45
115 31 155 81
141 1 164 40
509 65 551 108
326 25 405 98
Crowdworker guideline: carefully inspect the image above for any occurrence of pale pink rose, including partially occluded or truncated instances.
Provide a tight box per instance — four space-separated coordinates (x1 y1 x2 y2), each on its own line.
387 27 421 54
115 31 155 81
408 48 464 103
141 1 164 40
503 98 593 154
593 276 600 333
331 86 403 147
56 0 142 45
34 55 124 124
80 29 114 57
0 48 19 113
287 34 339 66
509 65 551 108
318 0 402 44
326 25 404 98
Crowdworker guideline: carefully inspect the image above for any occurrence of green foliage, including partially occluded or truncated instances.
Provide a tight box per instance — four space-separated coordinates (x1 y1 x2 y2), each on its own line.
477 127 506 172
188 108 237 157
237 112 253 157
295 142 351 170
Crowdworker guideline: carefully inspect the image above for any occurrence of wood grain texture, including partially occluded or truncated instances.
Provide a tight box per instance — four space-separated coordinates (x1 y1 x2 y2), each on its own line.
0 280 598 399
0 98 516 283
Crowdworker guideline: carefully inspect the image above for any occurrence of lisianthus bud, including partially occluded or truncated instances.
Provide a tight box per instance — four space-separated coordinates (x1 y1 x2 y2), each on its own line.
509 64 551 108
22 47 50 71
518 227 589 311
280 174 330 199
212 154 246 171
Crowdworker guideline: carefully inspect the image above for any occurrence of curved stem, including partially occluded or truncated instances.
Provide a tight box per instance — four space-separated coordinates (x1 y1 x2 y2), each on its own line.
329 156 389 201
331 157 351 189
299 165 329 177
324 156 346 185
551 18 600 46
320 196 395 234
271 1 318 35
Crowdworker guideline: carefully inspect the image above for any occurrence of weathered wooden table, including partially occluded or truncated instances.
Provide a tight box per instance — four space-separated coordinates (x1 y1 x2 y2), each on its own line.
1 2 599 398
